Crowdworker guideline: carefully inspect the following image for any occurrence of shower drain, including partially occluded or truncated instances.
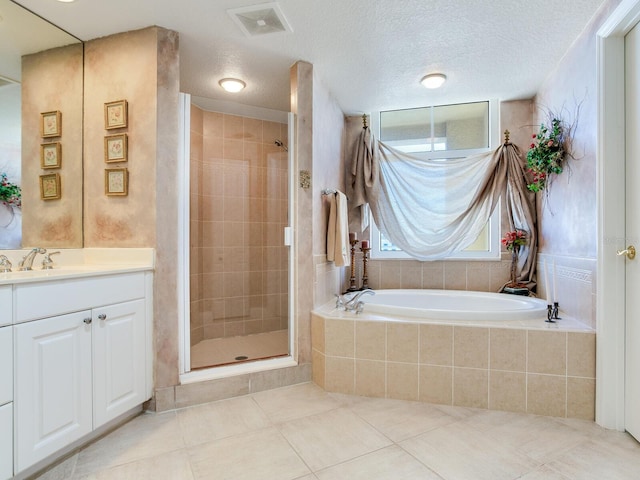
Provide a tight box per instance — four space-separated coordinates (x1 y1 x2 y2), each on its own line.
235 355 249 361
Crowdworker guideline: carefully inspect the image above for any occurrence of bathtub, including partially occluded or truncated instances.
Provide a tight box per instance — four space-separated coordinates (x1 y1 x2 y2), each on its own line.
311 288 595 419
354 289 548 321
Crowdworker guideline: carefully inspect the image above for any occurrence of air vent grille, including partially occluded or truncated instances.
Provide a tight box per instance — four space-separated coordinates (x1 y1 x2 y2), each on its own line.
228 2 292 37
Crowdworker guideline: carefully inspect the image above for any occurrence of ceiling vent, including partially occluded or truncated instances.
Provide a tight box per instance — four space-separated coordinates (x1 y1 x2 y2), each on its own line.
227 2 293 37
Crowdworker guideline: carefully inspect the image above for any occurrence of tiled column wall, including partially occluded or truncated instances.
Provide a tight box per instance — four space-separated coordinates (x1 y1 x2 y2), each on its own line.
189 105 289 344
312 314 596 420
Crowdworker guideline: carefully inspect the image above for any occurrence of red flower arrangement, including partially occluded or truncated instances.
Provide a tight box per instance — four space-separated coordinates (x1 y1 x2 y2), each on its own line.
501 229 526 251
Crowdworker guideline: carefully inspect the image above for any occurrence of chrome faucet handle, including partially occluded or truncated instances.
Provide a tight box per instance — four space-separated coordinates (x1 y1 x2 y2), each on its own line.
18 247 47 271
0 255 11 273
42 251 60 270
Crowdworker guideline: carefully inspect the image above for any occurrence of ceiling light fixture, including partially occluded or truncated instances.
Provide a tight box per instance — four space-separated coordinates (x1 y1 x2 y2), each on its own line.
218 78 246 93
56 0 77 3
420 73 447 89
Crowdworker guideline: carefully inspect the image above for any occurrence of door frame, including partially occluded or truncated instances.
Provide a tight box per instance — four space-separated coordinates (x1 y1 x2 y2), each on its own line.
597 0 640 430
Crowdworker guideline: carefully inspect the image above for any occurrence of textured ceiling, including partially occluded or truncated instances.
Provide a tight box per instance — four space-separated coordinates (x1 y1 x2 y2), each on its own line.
14 0 607 114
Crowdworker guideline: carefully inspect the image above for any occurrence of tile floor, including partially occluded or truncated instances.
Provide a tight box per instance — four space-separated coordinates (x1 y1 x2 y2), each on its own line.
190 330 289 368
36 382 640 480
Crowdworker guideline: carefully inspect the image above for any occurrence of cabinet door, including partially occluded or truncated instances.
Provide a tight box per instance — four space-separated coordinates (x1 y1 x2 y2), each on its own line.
93 299 146 428
14 311 92 472
0 403 12 480
0 326 12 406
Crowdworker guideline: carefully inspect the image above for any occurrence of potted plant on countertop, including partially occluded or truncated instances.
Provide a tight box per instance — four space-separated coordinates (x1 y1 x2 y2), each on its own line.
502 229 528 295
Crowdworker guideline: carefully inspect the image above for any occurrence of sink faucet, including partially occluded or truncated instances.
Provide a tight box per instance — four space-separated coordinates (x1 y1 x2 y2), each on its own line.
41 251 60 270
0 255 11 273
336 289 375 313
18 247 47 271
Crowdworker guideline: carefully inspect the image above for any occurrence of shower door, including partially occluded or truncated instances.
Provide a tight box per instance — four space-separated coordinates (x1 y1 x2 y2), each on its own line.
182 95 294 371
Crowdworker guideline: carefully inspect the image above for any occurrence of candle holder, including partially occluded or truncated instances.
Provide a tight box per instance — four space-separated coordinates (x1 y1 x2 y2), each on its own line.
546 304 555 323
360 245 371 290
346 239 360 292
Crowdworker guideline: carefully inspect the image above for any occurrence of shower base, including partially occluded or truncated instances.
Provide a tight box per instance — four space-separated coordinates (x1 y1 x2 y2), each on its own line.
190 329 289 369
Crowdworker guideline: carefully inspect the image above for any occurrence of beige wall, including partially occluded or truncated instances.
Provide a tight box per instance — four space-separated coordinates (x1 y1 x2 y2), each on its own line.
22 43 83 247
84 28 161 246
189 105 289 344
83 27 180 389
535 0 622 259
532 0 621 327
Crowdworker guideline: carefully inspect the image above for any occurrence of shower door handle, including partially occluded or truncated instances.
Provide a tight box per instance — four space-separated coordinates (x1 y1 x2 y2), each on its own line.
617 245 636 260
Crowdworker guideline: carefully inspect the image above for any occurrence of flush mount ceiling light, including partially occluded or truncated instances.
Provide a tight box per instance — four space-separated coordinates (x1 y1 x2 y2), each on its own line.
56 0 77 3
218 78 246 93
420 73 447 89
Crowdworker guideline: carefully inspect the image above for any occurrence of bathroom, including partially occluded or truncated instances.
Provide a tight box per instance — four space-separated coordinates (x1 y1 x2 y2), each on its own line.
1 0 639 478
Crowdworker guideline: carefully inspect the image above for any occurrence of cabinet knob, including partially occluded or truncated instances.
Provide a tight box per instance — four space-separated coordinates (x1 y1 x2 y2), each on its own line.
98 314 107 321
83 318 92 325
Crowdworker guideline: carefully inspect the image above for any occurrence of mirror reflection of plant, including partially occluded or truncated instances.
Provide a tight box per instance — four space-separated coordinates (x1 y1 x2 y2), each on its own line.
0 172 21 208
526 117 566 193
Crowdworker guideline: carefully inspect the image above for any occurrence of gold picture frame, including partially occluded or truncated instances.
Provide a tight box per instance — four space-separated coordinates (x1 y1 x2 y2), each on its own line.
104 133 128 163
40 173 61 200
105 168 128 196
104 100 128 129
41 110 61 137
40 142 62 169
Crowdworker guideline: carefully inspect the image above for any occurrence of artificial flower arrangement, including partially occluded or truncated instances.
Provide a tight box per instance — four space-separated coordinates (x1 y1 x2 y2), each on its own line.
502 229 527 289
526 117 566 193
501 229 527 251
0 172 21 208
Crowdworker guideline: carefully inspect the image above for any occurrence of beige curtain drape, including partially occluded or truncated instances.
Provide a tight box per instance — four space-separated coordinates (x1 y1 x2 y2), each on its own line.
346 128 537 289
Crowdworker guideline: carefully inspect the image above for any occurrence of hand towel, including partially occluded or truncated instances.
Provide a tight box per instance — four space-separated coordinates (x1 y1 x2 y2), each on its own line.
326 191 350 267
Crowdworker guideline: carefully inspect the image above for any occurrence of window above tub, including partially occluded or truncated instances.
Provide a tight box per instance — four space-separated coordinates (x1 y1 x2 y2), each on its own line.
369 100 501 261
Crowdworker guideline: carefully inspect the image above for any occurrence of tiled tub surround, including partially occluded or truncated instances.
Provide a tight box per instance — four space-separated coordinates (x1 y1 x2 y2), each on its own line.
311 304 595 420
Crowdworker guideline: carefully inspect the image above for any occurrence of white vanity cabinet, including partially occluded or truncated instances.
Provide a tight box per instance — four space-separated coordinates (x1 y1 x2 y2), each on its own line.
14 310 93 471
0 285 13 480
12 271 151 474
92 299 146 428
0 403 12 480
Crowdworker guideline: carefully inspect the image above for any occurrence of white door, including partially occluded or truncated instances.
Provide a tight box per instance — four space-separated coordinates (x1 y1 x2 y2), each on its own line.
92 299 146 428
14 311 93 472
625 21 640 441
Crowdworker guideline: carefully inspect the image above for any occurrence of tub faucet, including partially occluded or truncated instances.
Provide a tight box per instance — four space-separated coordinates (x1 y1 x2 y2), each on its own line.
18 247 47 271
343 289 375 312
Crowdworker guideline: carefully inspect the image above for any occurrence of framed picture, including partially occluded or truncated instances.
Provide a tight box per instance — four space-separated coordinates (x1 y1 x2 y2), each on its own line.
41 111 61 137
40 142 62 169
104 100 128 129
40 173 61 200
104 133 128 163
105 168 128 196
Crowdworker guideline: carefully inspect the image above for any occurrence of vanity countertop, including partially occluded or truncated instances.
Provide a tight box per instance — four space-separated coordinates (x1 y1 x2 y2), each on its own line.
0 248 154 285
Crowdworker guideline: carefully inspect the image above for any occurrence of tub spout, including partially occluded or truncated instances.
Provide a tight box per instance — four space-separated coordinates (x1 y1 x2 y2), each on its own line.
344 289 375 312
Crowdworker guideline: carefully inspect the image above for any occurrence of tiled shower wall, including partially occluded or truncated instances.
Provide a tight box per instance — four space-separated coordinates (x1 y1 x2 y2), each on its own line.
190 105 289 345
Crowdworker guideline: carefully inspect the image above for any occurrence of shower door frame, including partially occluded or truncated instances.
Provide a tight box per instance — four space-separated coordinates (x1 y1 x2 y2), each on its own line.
177 93 298 381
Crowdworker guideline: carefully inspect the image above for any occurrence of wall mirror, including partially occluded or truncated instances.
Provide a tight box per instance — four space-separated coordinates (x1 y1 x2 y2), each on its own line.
0 0 82 249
